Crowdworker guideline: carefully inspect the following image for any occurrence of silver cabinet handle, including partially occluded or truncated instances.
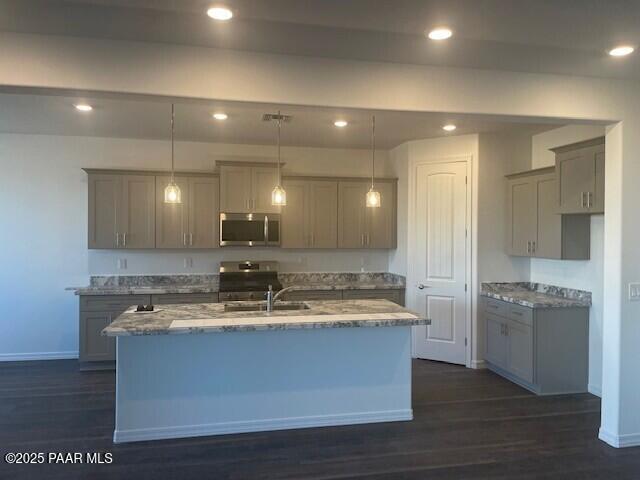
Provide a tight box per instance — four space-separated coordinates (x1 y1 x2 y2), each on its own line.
189 233 193 246
122 232 127 247
531 241 536 254
183 233 187 246
588 192 593 209
366 233 370 246
526 241 531 254
581 192 586 208
115 232 120 247
361 233 365 247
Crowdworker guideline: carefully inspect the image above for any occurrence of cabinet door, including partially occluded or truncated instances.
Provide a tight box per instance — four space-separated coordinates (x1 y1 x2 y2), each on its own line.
556 150 594 214
251 167 280 213
366 182 395 248
120 175 156 248
506 319 534 383
281 180 310 248
220 166 252 212
342 289 403 305
508 178 536 256
591 146 605 213
156 176 189 248
485 313 507 369
88 174 121 249
79 311 116 362
338 182 367 248
188 177 219 248
534 174 561 259
309 181 338 248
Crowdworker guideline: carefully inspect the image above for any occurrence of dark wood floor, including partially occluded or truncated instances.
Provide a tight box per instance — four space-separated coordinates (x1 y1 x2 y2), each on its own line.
1 359 639 480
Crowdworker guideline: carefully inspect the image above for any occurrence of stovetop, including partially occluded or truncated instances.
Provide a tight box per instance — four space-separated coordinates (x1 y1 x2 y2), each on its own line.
218 261 282 293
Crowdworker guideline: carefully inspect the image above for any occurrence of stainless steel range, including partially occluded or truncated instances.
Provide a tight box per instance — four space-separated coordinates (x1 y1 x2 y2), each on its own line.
218 261 283 301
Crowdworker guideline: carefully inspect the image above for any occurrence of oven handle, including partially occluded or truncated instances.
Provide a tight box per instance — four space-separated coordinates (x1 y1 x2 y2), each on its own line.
264 215 269 246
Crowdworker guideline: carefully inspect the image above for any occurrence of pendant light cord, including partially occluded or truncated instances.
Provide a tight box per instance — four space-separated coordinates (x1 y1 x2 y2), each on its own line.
371 115 376 189
170 103 175 183
277 110 282 185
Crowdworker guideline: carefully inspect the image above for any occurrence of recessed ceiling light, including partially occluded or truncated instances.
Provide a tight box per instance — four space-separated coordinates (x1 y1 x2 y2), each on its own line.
334 120 348 128
427 28 453 40
442 124 457 132
74 104 93 112
207 6 233 21
608 45 634 57
213 112 228 120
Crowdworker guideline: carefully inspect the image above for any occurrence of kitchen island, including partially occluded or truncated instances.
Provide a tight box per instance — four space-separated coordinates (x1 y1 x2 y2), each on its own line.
103 299 429 443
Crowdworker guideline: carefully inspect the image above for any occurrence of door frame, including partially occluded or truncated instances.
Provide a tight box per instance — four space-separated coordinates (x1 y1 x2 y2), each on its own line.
407 154 473 368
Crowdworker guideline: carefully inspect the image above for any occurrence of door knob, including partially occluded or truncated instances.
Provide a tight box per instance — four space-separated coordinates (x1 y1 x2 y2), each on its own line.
417 284 429 290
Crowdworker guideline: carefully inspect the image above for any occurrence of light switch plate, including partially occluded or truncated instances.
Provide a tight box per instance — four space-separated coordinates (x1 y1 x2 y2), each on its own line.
183 257 193 268
117 258 127 270
629 283 640 301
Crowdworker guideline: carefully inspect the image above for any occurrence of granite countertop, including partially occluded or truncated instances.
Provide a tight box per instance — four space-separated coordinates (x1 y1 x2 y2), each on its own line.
103 299 428 336
70 272 405 296
481 282 591 308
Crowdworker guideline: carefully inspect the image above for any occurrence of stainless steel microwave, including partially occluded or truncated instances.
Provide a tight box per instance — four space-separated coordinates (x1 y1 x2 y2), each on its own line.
219 213 280 247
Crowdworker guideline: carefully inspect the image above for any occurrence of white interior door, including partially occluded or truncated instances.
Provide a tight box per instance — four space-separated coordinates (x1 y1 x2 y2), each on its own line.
412 161 468 365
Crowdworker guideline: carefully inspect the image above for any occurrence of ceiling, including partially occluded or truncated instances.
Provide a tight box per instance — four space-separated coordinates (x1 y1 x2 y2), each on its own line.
0 93 565 148
1 0 639 80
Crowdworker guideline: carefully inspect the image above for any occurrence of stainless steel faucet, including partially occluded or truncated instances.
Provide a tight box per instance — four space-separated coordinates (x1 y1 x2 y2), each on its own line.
266 284 297 312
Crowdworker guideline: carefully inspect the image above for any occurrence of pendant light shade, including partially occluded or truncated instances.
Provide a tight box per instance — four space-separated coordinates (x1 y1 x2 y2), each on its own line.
271 111 287 206
366 115 381 208
164 103 182 204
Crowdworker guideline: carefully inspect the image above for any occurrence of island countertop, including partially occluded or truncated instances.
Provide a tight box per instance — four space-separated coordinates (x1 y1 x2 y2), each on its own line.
103 299 428 336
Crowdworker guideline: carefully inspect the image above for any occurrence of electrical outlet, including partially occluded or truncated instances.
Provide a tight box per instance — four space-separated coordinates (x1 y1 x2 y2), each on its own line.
117 258 127 270
629 283 640 301
184 257 193 268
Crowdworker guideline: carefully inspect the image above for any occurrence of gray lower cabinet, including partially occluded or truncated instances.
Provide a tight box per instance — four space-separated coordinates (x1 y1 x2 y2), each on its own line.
152 293 219 304
482 297 588 395
342 288 404 306
282 289 405 306
79 292 218 369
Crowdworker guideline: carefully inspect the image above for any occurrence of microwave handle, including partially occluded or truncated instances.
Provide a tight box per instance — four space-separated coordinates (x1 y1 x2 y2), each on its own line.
264 215 269 246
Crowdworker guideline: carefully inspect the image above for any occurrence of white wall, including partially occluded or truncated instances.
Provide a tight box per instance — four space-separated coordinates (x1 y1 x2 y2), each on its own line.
2 31 640 446
0 133 392 360
529 125 606 395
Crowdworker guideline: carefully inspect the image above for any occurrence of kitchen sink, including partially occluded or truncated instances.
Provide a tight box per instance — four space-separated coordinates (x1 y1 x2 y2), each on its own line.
223 302 311 312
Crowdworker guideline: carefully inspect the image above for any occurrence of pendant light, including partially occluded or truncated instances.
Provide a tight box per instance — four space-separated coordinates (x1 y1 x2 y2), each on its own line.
164 104 181 204
366 115 381 208
271 110 287 206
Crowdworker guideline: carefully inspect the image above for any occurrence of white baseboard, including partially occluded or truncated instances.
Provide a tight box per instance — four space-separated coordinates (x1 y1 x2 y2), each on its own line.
0 351 78 361
114 409 413 444
588 383 602 397
599 428 640 448
471 360 486 369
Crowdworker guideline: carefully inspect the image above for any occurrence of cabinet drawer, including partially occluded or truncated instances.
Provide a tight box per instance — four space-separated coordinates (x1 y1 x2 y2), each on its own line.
483 297 533 326
80 295 150 312
282 290 343 301
342 289 403 305
505 303 533 326
151 293 219 305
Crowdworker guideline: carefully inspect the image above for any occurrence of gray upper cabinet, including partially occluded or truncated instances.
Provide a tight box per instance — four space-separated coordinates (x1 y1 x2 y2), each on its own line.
507 168 590 260
219 163 279 213
553 137 605 214
88 173 121 249
281 178 338 248
338 180 396 249
88 173 155 249
156 176 219 248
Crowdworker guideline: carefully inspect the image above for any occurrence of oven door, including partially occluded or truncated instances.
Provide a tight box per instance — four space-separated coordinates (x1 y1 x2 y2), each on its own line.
219 213 280 246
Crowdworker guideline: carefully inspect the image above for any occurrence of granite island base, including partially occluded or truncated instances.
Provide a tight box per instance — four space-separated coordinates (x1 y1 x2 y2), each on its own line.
105 300 428 444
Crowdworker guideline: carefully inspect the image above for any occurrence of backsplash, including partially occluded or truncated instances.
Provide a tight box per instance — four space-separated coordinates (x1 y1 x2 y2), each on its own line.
89 272 405 288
